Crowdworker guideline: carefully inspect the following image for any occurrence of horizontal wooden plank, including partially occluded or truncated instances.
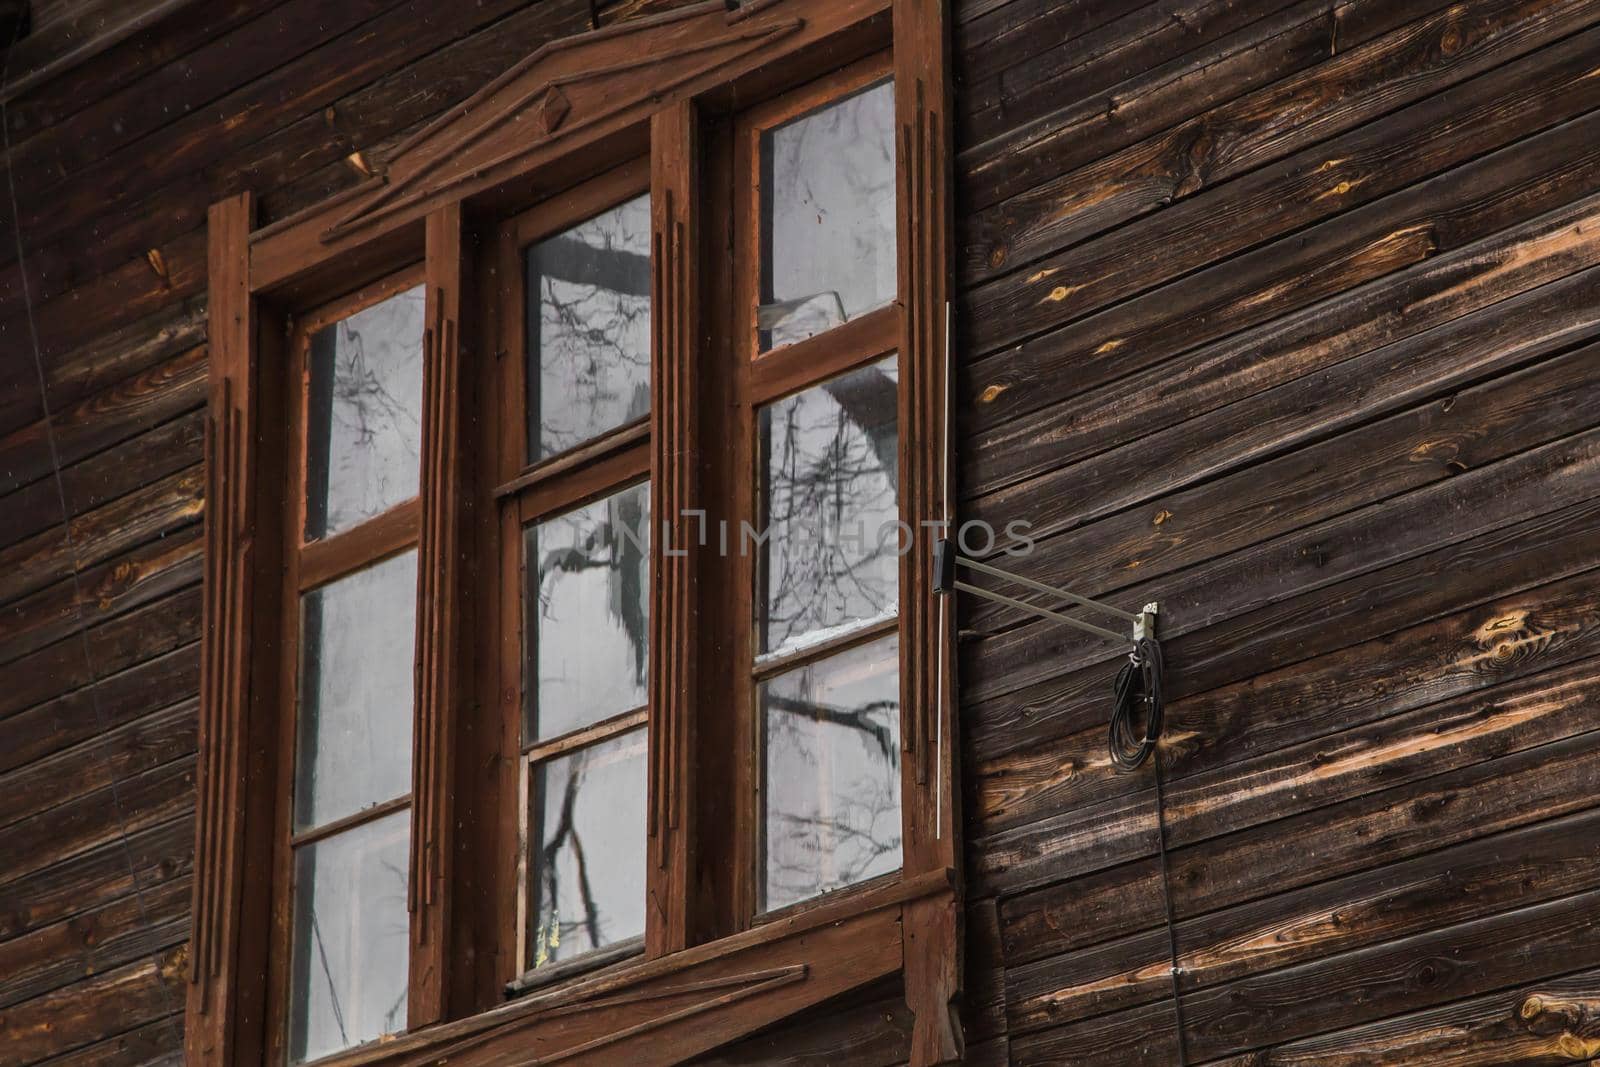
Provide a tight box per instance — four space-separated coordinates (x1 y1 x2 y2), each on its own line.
954 0 1151 107
0 0 405 207
0 815 192 940
0 345 204 498
960 0 1432 153
967 326 1600 639
0 585 201 723
977 546 1600 839
0 297 204 443
0 943 187 1064
0 525 202 667
976 645 1600 898
33 1013 185 1067
968 488 1600 808
983 718 1600 946
0 410 204 551
0 877 190 1010
0 757 195 890
1004 804 1600 1023
0 0 592 325
957 0 1336 210
963 105 1600 438
1 0 552 274
0 644 197 776
961 22 1600 358
965 0 1600 284
1201 962 1600 1065
0 698 197 831
0 466 203 610
1 1 271 143
1019 883 1600 1065
966 397 1600 707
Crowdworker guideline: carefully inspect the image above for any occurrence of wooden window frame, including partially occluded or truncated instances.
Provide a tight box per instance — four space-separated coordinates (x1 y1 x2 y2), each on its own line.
190 1 958 1065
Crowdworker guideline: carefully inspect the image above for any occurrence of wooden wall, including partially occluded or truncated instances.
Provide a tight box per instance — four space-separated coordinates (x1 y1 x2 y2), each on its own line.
1 0 1598 1064
953 0 1600 1063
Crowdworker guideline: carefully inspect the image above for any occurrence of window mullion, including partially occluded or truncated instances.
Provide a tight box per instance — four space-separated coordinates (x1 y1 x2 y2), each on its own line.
646 99 701 959
408 202 472 1027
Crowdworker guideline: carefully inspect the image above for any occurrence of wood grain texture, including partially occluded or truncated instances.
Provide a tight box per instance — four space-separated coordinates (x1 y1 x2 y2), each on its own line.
647 100 700 958
894 3 962 1063
405 206 472 1026
5 0 1600 1063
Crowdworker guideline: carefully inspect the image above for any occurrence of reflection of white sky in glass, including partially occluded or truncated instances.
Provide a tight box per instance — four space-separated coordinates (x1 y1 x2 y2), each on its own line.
296 549 417 831
761 78 895 350
762 635 901 912
526 484 650 743
306 285 424 539
526 194 652 462
289 809 410 1065
760 358 898 656
529 728 647 969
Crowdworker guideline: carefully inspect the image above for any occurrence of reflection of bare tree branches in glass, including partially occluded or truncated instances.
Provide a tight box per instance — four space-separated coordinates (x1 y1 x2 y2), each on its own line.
528 730 648 970
761 79 896 349
528 195 652 461
307 285 425 539
537 754 604 954
762 638 901 911
378 855 409 1031
289 811 411 1065
762 361 898 655
307 913 349 1048
331 314 420 456
534 486 648 691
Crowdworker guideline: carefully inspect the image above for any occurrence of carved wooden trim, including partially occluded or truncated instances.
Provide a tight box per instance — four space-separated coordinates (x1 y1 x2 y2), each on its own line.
321 16 798 245
317 868 949 1067
248 0 894 296
894 0 962 1062
189 191 275 1067
647 100 700 959
407 204 472 1025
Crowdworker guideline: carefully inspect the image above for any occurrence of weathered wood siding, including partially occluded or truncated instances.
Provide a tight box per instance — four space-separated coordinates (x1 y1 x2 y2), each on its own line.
954 0 1600 1063
0 0 1597 1064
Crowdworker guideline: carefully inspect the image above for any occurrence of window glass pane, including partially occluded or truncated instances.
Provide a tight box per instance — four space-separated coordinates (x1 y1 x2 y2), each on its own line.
761 635 901 912
288 809 410 1065
305 284 426 540
758 357 898 658
525 194 652 463
297 550 417 831
528 728 647 969
760 77 895 351
525 483 650 743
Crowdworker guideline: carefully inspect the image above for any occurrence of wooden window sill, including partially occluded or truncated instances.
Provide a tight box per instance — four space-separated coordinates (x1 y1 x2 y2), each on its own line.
310 869 953 1067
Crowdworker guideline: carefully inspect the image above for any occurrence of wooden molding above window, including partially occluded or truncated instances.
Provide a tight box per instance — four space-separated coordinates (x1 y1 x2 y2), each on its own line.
192 1 958 1064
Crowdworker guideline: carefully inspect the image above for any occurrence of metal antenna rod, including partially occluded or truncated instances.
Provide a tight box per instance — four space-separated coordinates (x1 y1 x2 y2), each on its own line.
958 555 1139 623
951 580 1128 644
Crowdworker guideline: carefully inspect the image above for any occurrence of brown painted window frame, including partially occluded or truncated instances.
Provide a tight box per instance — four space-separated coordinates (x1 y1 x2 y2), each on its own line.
190 1 960 1065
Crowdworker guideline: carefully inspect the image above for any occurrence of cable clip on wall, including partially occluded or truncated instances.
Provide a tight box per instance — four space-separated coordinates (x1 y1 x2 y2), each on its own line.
932 538 1165 773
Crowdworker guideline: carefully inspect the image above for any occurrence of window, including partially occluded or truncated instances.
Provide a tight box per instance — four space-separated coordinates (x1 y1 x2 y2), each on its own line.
497 172 657 981
283 277 428 1063
739 67 905 915
190 2 957 1065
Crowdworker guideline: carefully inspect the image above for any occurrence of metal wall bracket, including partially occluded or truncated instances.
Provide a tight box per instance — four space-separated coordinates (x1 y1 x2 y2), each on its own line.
933 538 1157 647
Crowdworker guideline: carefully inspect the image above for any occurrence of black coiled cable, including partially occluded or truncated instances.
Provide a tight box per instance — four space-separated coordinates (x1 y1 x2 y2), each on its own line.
1109 635 1164 772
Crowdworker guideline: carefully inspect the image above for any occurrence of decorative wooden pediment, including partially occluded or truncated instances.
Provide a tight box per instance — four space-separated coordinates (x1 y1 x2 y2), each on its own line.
320 0 807 244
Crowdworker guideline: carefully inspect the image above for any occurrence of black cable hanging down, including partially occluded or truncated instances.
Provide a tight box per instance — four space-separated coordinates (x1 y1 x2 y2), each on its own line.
1108 635 1189 1063
931 542 1188 1059
1109 635 1164 771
